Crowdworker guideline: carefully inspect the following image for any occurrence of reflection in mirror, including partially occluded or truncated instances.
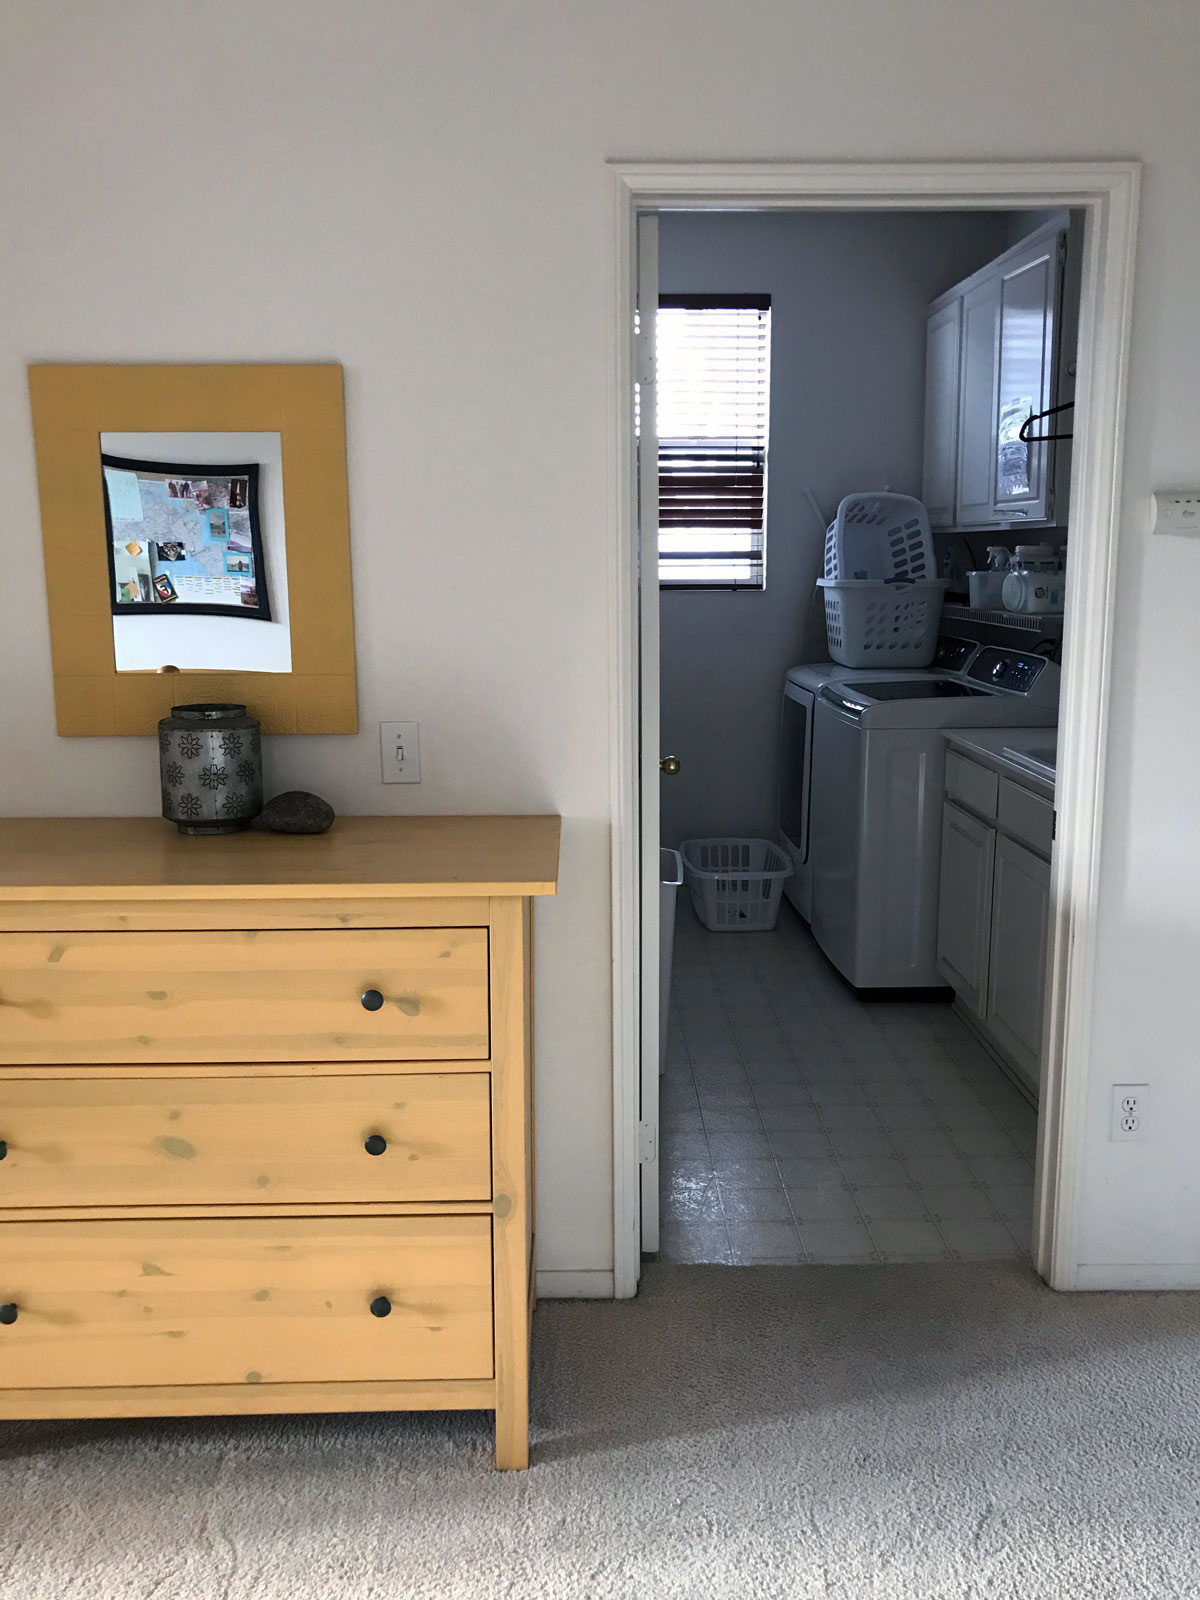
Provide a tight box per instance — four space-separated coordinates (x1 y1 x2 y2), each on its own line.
100 432 292 673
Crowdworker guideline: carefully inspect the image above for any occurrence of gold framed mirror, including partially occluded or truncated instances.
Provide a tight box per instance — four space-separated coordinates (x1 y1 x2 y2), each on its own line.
27 363 357 735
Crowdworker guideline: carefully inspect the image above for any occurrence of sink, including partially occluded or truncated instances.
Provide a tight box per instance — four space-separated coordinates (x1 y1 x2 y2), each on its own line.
1002 743 1056 781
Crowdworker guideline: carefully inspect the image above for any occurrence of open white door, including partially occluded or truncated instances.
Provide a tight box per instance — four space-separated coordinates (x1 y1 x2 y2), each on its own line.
636 211 661 1255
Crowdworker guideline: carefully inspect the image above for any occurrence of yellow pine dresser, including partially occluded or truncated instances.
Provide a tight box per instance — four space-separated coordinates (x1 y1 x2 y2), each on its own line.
0 814 559 1470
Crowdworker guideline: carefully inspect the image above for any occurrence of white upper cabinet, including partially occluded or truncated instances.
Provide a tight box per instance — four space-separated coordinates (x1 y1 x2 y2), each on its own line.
992 234 1062 524
921 216 1071 533
921 298 962 529
956 277 1003 526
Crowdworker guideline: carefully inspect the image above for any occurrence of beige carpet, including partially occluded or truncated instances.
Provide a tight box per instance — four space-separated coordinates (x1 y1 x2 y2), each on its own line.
3 1262 1200 1598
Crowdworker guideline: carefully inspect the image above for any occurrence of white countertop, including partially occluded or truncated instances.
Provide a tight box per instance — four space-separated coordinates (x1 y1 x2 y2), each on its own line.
944 728 1057 799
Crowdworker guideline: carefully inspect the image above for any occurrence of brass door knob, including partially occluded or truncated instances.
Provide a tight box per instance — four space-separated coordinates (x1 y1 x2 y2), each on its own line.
660 756 681 776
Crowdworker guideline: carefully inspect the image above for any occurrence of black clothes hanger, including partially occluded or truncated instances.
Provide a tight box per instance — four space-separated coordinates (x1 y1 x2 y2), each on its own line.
1018 400 1074 443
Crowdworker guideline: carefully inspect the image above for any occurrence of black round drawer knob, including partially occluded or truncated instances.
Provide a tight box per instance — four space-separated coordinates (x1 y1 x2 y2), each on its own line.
364 1134 387 1157
360 989 385 1012
369 1295 392 1319
0 1139 7 1161
0 1304 17 1326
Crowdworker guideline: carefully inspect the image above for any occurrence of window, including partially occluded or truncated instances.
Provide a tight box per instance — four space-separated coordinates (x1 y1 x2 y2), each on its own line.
656 294 771 588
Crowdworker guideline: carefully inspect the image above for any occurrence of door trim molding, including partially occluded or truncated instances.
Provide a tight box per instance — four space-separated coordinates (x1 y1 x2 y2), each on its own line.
607 159 1140 1297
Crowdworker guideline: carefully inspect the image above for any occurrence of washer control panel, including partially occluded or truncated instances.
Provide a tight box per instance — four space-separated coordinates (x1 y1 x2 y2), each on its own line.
966 648 1047 695
931 636 978 673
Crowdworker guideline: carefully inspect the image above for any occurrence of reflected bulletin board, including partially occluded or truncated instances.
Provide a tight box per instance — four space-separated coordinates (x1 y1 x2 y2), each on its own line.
103 456 271 621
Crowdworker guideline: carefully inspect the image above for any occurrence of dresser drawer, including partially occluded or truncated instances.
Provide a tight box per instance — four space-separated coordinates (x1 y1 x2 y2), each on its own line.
0 928 489 1064
0 1216 494 1389
0 1073 491 1208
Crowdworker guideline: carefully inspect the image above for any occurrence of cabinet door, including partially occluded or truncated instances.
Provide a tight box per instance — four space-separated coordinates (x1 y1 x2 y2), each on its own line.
955 277 1001 525
936 801 995 1012
986 835 1051 1095
992 231 1065 524
921 298 962 528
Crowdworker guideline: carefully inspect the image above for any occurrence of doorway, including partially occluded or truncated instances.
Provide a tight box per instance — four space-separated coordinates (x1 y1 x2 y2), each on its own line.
608 162 1140 1297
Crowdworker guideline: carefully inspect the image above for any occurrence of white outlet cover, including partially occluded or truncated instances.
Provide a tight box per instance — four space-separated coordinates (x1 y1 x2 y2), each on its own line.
1150 490 1200 535
1110 1082 1149 1141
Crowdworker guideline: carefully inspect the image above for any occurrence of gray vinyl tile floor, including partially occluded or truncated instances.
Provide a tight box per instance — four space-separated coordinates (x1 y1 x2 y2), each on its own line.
658 898 1038 1266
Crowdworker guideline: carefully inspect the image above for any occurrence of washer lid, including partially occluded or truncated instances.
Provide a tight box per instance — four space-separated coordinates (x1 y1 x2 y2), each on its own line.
839 680 990 701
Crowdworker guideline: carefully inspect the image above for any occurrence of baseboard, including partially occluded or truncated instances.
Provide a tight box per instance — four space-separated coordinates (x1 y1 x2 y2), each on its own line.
1074 1263 1200 1290
535 1269 615 1299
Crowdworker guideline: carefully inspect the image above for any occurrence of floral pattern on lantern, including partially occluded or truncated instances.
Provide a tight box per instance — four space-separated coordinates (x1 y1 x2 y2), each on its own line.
158 704 262 835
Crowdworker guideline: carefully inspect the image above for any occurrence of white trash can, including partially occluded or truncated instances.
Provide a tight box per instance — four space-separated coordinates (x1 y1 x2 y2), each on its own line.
659 847 684 1074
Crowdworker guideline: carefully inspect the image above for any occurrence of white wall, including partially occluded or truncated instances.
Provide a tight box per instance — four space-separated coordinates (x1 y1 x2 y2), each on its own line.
657 210 1011 846
1 0 1198 1289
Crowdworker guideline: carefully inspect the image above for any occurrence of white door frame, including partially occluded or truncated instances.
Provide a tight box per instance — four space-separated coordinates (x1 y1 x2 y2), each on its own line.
607 159 1140 1299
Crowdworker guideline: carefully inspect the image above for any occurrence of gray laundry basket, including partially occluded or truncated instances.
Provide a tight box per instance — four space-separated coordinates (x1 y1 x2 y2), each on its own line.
681 838 792 932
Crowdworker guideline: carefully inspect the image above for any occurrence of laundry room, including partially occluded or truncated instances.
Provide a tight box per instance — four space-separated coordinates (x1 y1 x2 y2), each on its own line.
654 206 1081 1266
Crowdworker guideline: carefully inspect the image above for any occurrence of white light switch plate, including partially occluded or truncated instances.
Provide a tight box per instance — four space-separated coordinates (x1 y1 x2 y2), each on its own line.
380 720 421 783
1151 490 1200 535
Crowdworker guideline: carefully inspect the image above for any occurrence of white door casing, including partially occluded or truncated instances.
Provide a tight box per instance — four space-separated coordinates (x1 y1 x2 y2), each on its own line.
609 160 1140 1298
636 213 661 1259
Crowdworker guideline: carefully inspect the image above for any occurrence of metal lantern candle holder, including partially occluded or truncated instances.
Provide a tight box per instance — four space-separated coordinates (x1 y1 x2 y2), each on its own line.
158 703 263 835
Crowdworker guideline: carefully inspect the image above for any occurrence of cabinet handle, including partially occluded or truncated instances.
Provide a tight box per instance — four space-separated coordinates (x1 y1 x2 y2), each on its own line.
0 1304 17 1326
0 1139 7 1161
360 989 385 1012
369 1295 392 1318
363 1134 387 1156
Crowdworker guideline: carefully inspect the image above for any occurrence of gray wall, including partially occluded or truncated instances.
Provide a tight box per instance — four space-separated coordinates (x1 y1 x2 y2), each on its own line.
658 209 1017 847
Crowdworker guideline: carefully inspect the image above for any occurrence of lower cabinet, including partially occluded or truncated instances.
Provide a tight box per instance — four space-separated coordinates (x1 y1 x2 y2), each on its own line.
937 792 1051 1099
986 835 1051 1088
936 803 995 1014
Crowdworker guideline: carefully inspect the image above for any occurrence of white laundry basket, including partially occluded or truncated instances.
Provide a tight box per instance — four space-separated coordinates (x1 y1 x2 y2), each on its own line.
823 492 935 582
819 577 946 668
659 847 684 1074
681 838 792 932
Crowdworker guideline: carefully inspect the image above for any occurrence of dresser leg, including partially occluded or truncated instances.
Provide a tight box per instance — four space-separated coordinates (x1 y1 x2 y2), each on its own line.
494 1384 529 1471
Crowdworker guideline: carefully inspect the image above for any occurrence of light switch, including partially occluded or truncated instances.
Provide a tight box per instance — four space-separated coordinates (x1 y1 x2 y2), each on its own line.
380 721 421 783
1150 490 1200 535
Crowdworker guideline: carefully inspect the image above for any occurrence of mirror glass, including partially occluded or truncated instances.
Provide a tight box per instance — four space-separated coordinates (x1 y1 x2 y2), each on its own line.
100 431 292 673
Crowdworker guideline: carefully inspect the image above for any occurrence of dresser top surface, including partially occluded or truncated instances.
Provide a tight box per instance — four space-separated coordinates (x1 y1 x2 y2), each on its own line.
0 815 561 901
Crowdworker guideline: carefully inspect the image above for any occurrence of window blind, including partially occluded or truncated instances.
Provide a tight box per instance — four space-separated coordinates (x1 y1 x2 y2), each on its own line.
656 294 771 588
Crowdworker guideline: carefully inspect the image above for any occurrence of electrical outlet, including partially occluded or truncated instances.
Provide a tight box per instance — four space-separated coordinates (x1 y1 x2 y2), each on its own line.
379 721 421 784
1151 490 1200 536
1110 1083 1148 1141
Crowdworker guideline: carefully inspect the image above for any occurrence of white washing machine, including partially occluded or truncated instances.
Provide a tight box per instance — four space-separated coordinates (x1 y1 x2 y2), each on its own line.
778 659 863 920
808 644 1060 989
778 636 982 922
